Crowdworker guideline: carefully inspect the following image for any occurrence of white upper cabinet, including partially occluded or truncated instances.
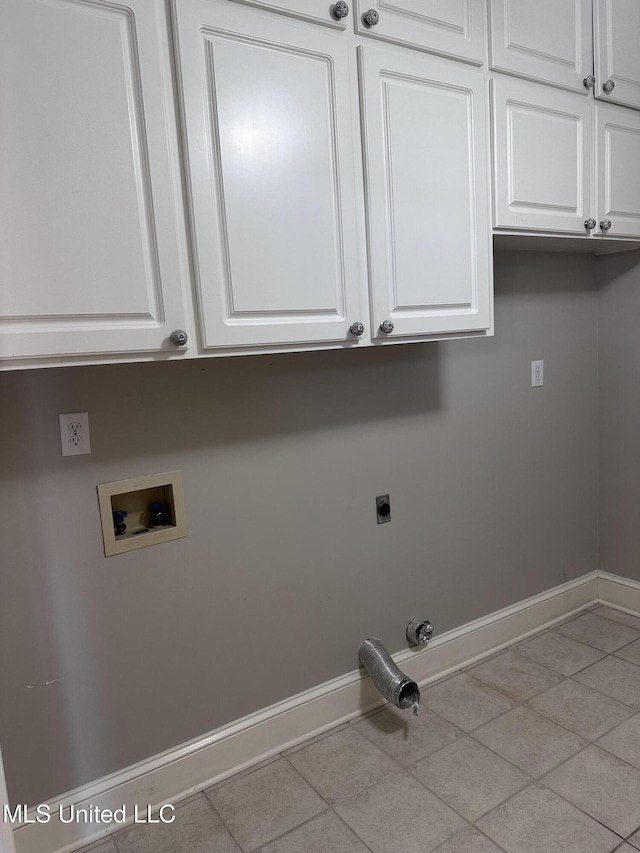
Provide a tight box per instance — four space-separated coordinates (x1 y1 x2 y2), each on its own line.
489 2 640 244
489 0 640 111
3 0 496 369
354 0 485 65
594 0 640 110
360 46 492 338
173 1 365 352
488 0 593 93
0 0 189 366
492 77 593 234
492 77 640 241
596 103 640 238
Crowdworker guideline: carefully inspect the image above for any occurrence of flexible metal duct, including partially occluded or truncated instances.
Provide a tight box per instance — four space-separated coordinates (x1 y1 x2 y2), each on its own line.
359 638 420 715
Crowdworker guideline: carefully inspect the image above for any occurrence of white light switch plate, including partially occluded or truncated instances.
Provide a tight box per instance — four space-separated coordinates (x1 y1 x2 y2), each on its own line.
59 412 91 456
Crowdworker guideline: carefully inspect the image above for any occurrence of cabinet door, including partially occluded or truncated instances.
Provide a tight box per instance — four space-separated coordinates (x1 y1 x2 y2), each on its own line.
359 46 492 339
596 104 640 238
594 0 640 110
354 0 485 65
489 0 593 93
0 0 188 365
173 1 365 351
492 77 593 234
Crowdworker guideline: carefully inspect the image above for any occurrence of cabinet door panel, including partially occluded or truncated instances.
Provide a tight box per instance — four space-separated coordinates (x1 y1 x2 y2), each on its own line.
597 104 640 238
174 1 364 349
492 77 593 234
594 0 640 110
489 0 593 92
354 0 484 65
0 0 188 364
360 46 492 338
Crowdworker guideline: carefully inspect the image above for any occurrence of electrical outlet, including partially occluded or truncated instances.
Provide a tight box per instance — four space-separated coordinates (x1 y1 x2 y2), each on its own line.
59 412 91 456
531 360 544 387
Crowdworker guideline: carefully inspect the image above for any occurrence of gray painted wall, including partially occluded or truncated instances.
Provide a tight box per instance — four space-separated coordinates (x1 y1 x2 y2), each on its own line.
597 250 640 580
0 251 598 806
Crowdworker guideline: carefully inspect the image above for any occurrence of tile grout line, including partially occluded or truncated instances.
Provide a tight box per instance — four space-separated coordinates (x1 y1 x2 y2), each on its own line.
243 758 334 853
280 727 404 805
555 611 640 655
475 777 627 849
592 604 640 629
464 707 588 781
511 635 608 675
535 771 627 845
568 652 640 704
199 790 250 852
351 704 466 766
339 769 476 847
524 689 636 744
330 808 377 853
251 809 373 853
407 752 532 828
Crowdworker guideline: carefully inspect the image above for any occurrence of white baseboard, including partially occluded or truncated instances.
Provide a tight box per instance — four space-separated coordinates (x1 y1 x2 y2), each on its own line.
13 570 600 853
598 570 640 613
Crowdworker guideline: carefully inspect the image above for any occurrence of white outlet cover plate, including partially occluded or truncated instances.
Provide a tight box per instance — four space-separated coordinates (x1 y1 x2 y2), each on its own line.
59 412 91 456
531 360 544 387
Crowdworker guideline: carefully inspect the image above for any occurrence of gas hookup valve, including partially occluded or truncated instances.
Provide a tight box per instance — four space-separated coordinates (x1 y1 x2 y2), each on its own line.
406 618 433 647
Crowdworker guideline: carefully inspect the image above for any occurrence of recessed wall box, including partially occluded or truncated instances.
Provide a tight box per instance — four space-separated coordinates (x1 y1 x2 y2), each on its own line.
97 470 186 557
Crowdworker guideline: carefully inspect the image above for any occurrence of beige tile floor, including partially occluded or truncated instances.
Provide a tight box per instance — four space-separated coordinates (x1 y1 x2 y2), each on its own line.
80 603 640 853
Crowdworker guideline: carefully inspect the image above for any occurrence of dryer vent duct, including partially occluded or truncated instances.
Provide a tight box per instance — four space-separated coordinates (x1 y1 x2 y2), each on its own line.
358 638 420 715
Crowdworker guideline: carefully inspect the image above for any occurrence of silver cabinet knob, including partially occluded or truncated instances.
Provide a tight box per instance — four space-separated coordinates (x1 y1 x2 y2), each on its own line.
583 75 596 90
349 321 365 336
379 319 394 334
603 79 615 94
170 329 188 346
362 8 380 26
584 218 596 231
330 1 349 19
600 218 612 232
